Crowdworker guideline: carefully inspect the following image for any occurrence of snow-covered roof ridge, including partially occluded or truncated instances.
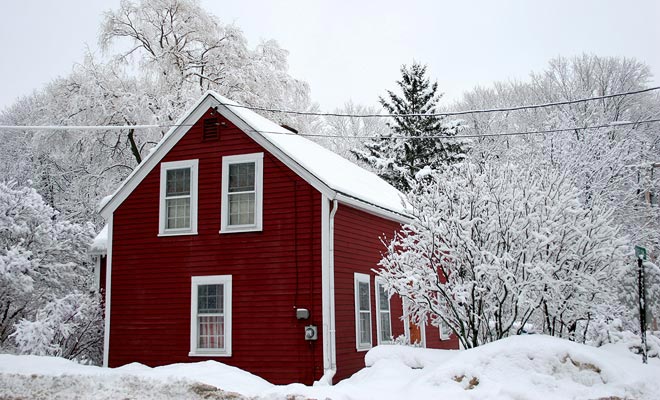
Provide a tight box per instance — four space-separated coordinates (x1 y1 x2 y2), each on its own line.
207 91 410 217
99 91 410 221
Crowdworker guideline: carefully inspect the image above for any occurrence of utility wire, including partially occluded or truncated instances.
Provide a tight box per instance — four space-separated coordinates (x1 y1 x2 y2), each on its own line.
258 118 660 139
218 86 660 118
1 87 658 133
1 119 659 140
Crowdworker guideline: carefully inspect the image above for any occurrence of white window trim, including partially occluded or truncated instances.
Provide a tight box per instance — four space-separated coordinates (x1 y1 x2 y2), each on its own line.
189 275 232 357
158 159 199 236
354 272 372 351
375 277 393 345
439 320 452 340
220 153 264 234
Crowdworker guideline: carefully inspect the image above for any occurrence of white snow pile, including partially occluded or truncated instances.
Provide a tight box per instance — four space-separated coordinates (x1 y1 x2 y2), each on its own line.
89 224 108 255
1 335 659 399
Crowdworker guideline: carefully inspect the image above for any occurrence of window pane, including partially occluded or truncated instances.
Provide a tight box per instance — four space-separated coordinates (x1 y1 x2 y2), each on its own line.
198 284 224 313
198 315 224 349
166 168 191 196
229 193 255 225
166 197 190 229
380 312 392 342
359 312 371 345
378 284 389 311
228 162 255 192
358 282 370 311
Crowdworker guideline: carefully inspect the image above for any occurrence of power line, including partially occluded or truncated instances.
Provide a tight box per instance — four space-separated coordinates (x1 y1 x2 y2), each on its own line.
262 118 660 140
219 86 660 118
1 119 658 140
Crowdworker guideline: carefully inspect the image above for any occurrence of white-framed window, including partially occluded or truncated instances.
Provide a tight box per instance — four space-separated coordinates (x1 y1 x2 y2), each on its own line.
439 320 452 340
375 277 393 344
190 275 232 357
354 273 372 351
159 159 198 236
220 153 264 233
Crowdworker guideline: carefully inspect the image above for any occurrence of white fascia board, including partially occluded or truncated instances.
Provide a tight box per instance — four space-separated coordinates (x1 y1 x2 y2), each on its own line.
99 94 218 219
334 193 412 224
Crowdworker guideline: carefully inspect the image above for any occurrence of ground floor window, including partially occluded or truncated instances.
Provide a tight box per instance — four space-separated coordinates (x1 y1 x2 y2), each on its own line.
190 275 232 356
354 273 372 350
375 277 392 344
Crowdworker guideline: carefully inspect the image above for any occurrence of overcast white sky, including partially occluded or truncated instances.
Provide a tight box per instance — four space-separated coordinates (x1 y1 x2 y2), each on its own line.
1 0 658 111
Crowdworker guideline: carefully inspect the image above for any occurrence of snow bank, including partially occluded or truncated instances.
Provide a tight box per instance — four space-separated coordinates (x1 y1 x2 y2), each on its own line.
364 344 458 369
0 354 271 399
2 335 659 399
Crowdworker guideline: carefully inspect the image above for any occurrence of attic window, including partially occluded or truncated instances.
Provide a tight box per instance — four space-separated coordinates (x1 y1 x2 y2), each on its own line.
203 118 219 141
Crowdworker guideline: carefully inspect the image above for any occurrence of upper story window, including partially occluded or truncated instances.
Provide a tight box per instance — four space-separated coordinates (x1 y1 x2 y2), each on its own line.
221 153 263 233
354 273 372 351
159 160 198 236
375 277 393 344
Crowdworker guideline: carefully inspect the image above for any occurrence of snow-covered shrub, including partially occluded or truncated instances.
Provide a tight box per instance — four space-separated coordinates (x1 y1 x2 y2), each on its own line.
378 162 628 349
0 181 99 361
11 292 104 364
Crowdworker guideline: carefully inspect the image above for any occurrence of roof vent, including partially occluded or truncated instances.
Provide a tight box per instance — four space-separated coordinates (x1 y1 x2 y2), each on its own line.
281 124 298 134
203 118 219 141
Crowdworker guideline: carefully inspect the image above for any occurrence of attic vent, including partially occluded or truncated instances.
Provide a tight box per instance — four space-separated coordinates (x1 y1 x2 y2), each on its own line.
203 118 219 141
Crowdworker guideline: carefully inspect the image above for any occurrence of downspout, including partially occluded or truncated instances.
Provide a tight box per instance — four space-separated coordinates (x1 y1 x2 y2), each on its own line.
319 196 338 385
328 199 339 375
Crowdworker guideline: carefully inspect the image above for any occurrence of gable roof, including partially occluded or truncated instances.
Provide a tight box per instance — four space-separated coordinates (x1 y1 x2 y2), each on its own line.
99 91 410 222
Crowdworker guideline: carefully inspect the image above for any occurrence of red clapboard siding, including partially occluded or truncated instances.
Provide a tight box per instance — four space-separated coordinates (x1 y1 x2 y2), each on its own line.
332 204 406 382
109 108 324 384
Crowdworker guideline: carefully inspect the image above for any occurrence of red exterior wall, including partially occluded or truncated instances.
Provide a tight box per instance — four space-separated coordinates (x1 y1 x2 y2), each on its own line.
332 204 406 382
108 108 324 384
332 204 459 381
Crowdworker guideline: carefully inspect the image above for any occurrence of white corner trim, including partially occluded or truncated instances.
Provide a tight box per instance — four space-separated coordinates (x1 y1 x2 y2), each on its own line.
93 256 101 292
354 272 372 352
159 159 199 236
102 215 113 368
220 153 264 233
190 275 232 357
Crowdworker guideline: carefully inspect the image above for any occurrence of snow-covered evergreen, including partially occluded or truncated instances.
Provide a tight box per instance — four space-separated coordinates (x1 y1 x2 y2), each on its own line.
353 62 467 191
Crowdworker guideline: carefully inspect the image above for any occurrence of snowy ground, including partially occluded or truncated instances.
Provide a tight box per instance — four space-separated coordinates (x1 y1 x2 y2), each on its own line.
1 335 659 400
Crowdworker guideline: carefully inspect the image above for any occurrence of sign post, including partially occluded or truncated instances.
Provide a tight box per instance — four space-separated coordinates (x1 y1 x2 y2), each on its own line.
635 245 648 364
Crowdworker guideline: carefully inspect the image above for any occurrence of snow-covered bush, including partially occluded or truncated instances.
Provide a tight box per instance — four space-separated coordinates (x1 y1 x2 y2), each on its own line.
0 181 100 362
378 162 629 349
11 292 104 364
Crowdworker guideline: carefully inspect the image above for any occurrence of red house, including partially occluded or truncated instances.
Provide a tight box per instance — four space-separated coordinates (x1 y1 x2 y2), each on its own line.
94 91 457 385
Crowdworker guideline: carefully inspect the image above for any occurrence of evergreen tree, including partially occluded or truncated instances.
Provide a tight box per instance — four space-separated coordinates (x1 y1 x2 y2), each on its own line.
353 62 466 191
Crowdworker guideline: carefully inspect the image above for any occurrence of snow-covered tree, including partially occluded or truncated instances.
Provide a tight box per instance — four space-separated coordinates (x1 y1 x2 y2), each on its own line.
353 62 466 191
377 162 629 348
0 0 318 225
322 101 389 162
0 181 101 362
11 292 104 364
455 55 660 255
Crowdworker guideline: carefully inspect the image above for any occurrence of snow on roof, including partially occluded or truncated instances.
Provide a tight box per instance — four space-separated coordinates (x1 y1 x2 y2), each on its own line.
209 91 410 217
99 91 409 220
90 224 108 255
